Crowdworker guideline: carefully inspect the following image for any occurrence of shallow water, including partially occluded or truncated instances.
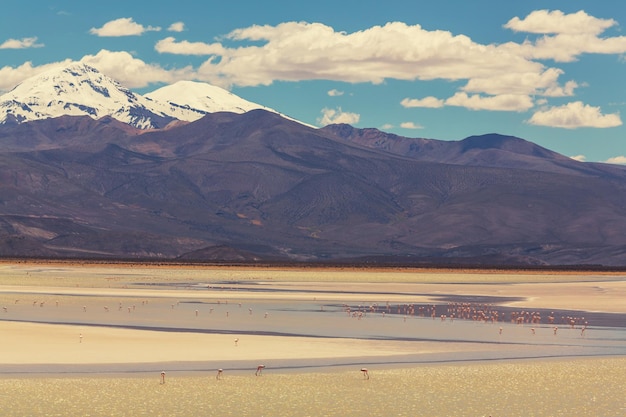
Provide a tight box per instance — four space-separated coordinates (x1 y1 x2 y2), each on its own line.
1 264 625 415
2 280 625 371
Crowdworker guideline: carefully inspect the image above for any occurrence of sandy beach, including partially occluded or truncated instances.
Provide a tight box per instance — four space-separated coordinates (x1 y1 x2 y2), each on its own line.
1 263 625 416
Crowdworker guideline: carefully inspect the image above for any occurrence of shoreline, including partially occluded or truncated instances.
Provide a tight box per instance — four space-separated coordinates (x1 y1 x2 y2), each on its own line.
3 257 626 275
2 354 624 378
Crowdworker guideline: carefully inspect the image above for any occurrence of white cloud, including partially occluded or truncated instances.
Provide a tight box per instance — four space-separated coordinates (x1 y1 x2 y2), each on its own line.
186 18 613 99
400 122 423 129
401 96 444 108
152 16 626 99
4 10 626 122
188 21 551 92
461 67 576 97
0 37 43 49
0 61 67 92
400 96 445 108
156 37 225 55
90 18 161 37
317 107 360 126
401 92 535 113
381 123 394 130
570 155 587 162
605 156 626 165
522 32 626 63
503 10 626 63
445 92 534 112
542 80 578 97
504 10 616 36
80 50 194 88
168 22 185 33
528 101 622 129
327 89 344 97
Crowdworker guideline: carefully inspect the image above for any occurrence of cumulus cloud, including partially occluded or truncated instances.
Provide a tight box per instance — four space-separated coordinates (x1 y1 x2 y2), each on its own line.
461 67 576 97
401 97 444 108
156 37 225 55
518 32 626 63
5 10 626 121
605 156 626 165
527 101 622 129
327 89 344 97
80 50 193 88
402 92 536 112
570 155 587 162
171 18 600 107
504 10 617 35
149 14 626 110
400 122 423 129
168 22 185 32
446 92 534 112
503 10 626 63
173 21 551 93
0 37 43 49
90 18 161 37
317 107 360 126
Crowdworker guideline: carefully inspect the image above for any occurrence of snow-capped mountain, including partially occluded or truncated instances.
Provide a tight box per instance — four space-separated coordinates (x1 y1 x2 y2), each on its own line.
0 63 288 129
145 80 278 117
0 63 178 129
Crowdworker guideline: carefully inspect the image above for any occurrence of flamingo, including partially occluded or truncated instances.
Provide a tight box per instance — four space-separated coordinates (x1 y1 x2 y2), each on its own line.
255 365 265 376
361 368 369 379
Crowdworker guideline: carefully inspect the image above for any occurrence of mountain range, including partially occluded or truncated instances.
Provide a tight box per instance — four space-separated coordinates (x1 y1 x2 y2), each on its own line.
1 63 626 266
0 63 283 129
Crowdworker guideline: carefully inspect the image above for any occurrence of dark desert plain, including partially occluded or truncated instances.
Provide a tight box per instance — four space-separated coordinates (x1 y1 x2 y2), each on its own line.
1 261 625 416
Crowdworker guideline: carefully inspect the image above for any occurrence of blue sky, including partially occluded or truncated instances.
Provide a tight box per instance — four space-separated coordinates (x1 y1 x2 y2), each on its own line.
1 1 626 163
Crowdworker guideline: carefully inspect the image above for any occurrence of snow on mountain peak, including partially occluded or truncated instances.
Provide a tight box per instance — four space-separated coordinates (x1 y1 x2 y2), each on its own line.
145 80 277 117
0 62 178 129
0 63 303 129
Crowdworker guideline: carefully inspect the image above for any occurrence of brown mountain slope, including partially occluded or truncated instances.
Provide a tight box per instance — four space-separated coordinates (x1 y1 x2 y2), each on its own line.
1 111 626 266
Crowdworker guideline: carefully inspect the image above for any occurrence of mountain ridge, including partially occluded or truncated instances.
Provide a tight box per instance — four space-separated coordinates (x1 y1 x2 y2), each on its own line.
1 111 626 266
321 123 624 178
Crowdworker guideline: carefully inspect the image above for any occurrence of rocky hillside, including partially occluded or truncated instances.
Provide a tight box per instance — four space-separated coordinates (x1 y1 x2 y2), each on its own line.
1 110 626 266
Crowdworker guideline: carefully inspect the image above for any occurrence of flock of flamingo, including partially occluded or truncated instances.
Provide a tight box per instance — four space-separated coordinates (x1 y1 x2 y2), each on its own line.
2 291 593 383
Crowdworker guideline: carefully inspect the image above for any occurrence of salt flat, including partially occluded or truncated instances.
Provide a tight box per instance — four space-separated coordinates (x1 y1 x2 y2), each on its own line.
0 263 625 416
